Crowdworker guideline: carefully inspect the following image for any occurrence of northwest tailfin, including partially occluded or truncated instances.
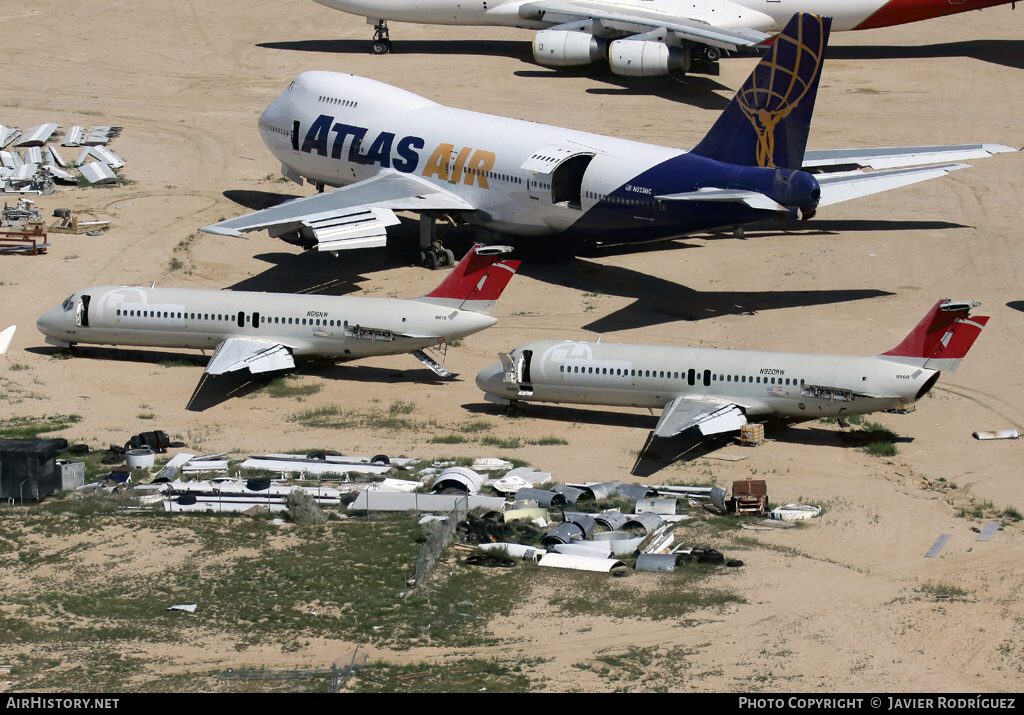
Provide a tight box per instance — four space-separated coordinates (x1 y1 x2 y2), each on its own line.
877 299 989 373
690 13 831 171
414 245 521 314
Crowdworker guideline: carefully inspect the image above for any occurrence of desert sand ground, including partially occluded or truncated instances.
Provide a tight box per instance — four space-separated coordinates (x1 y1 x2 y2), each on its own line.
2 0 1024 692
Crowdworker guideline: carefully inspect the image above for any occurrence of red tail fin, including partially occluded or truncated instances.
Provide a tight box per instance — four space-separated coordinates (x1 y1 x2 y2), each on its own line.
879 299 989 373
415 245 521 315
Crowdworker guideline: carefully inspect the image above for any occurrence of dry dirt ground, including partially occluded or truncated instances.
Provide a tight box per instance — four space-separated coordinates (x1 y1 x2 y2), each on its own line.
2 0 1024 693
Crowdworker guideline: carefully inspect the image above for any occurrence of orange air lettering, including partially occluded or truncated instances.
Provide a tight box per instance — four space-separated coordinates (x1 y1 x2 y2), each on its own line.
422 143 454 181
464 149 496 189
450 146 473 184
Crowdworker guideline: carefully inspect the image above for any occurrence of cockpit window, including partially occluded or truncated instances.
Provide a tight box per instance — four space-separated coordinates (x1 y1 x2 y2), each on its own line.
61 295 75 311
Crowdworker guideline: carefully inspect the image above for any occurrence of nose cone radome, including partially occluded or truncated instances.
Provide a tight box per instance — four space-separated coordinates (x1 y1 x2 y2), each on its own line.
475 361 504 394
36 306 64 337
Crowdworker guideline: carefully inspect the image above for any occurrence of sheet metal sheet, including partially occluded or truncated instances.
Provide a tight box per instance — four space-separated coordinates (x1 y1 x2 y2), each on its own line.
79 161 117 184
537 552 625 573
349 490 504 512
636 553 680 573
977 521 1001 542
62 126 84 147
239 457 389 476
925 534 952 558
636 498 678 515
87 145 125 168
0 126 21 148
13 123 57 147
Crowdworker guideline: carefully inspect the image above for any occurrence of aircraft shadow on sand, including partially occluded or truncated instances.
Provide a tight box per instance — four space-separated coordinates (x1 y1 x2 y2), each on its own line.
518 257 893 333
827 39 1024 72
1005 301 1024 314
512 68 734 110
258 38 532 60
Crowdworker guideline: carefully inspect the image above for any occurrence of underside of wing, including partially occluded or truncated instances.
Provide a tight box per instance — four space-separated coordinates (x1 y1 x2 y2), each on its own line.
654 396 747 438
200 172 475 252
657 187 787 212
518 0 770 49
815 163 971 208
804 144 1017 171
206 337 295 376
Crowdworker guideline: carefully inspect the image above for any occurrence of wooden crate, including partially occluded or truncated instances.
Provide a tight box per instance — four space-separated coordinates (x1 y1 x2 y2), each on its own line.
738 423 765 446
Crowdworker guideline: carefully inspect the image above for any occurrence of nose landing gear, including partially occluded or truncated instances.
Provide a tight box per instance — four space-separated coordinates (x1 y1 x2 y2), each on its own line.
371 20 392 55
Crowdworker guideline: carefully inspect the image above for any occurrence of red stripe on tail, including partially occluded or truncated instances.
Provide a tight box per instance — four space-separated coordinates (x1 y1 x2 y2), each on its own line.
423 245 520 302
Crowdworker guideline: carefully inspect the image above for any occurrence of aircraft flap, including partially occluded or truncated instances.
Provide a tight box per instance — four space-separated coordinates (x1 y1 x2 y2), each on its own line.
815 163 971 208
206 338 295 376
804 144 1017 171
654 396 747 439
200 172 474 246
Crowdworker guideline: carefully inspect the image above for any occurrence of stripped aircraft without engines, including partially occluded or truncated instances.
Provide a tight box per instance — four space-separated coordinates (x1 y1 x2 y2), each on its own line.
202 14 1015 267
312 0 1018 75
476 300 989 456
36 245 520 400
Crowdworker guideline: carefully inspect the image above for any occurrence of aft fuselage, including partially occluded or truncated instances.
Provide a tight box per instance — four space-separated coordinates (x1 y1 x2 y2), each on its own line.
313 0 1015 33
258 71 817 244
36 286 495 360
476 339 938 422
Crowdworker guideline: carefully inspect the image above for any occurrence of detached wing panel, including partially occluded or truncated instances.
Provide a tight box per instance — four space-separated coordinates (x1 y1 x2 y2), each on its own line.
518 1 770 49
201 172 474 252
206 338 295 376
654 396 747 438
816 164 972 208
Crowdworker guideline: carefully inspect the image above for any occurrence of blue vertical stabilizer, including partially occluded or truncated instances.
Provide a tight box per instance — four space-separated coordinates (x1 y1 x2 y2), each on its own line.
690 14 831 171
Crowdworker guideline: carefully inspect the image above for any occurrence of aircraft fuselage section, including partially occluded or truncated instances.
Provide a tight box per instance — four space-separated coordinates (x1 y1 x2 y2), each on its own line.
36 286 487 360
258 71 816 242
477 339 935 420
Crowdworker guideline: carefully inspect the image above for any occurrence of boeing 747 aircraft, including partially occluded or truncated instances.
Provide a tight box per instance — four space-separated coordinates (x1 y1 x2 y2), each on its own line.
36 245 520 393
476 299 988 450
313 0 1017 73
202 14 1014 267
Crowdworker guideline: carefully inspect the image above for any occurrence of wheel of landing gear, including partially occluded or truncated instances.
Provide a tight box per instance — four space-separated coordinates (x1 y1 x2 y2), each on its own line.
372 39 389 55
705 46 721 62
443 248 455 267
423 249 440 270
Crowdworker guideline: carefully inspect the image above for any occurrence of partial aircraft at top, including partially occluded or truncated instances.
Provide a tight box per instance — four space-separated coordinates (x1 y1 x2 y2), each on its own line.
202 14 1016 267
312 0 1018 75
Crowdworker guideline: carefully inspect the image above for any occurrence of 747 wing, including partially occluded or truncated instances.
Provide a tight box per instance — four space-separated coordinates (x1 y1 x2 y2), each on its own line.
200 172 475 252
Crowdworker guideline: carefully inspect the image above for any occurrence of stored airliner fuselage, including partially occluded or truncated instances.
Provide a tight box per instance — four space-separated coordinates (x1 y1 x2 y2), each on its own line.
476 300 989 439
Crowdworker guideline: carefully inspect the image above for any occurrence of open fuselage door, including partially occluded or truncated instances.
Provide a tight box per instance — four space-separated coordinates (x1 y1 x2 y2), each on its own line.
499 349 534 396
522 146 595 210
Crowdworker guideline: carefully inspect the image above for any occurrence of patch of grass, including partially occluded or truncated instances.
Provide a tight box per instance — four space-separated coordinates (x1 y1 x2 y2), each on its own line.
430 435 468 444
8 362 30 371
0 413 82 438
481 436 521 449
864 441 898 457
459 420 492 434
348 658 534 693
261 375 322 399
526 436 568 446
137 412 155 420
918 581 969 601
1004 506 1023 522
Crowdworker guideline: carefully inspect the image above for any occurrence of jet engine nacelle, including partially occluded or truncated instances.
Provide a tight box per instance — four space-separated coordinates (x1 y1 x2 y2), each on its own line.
533 30 608 67
609 40 689 77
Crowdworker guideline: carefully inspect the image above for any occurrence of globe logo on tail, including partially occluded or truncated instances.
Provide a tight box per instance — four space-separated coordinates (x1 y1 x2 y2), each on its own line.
737 15 826 168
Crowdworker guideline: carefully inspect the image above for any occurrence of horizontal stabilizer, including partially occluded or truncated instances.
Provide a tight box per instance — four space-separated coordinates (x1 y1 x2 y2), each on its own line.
657 187 787 212
654 396 747 438
804 144 1018 171
206 337 295 375
877 299 989 373
816 163 970 208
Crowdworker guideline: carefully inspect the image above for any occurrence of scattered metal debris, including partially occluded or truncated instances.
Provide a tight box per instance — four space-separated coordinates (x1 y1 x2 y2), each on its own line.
770 503 821 521
537 553 626 573
977 521 1001 542
972 430 1020 440
925 533 952 558
167 604 197 613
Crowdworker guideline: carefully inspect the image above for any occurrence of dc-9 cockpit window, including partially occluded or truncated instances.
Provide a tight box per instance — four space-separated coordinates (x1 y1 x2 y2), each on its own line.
61 295 75 311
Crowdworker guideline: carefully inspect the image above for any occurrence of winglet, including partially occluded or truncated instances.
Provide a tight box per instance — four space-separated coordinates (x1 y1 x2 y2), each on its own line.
415 245 521 315
878 299 989 373
690 13 831 170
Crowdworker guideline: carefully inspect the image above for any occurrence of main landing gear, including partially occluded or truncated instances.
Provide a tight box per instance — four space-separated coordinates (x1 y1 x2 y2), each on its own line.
371 20 392 55
418 215 456 269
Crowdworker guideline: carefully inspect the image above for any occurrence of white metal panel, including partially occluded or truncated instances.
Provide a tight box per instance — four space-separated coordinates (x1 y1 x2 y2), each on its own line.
88 145 125 169
537 552 625 572
238 457 389 476
0 126 21 148
78 161 118 184
62 126 84 147
13 123 58 147
23 147 42 165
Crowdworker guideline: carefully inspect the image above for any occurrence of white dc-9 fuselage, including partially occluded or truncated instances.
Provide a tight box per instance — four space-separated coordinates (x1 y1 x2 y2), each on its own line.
38 286 494 359
477 339 935 420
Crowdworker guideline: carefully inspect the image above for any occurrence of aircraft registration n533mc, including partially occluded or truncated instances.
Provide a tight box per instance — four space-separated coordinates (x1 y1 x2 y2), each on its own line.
476 299 989 449
202 14 1014 266
36 244 520 396
313 0 1017 72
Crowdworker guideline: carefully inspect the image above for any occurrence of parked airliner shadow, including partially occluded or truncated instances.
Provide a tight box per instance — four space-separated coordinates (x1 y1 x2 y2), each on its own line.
258 38 532 60
1005 301 1024 314
827 39 1024 71
512 69 733 109
223 189 301 212
463 401 660 430
518 258 892 332
630 431 731 477
186 371 274 412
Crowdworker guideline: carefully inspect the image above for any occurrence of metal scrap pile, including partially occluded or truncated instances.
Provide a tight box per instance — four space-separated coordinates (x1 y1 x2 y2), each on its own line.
0 122 125 193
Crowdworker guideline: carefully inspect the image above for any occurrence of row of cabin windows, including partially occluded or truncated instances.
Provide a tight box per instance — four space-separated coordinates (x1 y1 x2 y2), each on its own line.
116 309 347 329
319 95 357 108
583 191 664 210
558 363 804 386
257 119 288 137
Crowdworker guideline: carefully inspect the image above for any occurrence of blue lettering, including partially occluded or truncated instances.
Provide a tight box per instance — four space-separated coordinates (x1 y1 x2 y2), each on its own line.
330 123 361 160
301 114 332 156
394 135 423 173
347 126 369 164
365 132 394 169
